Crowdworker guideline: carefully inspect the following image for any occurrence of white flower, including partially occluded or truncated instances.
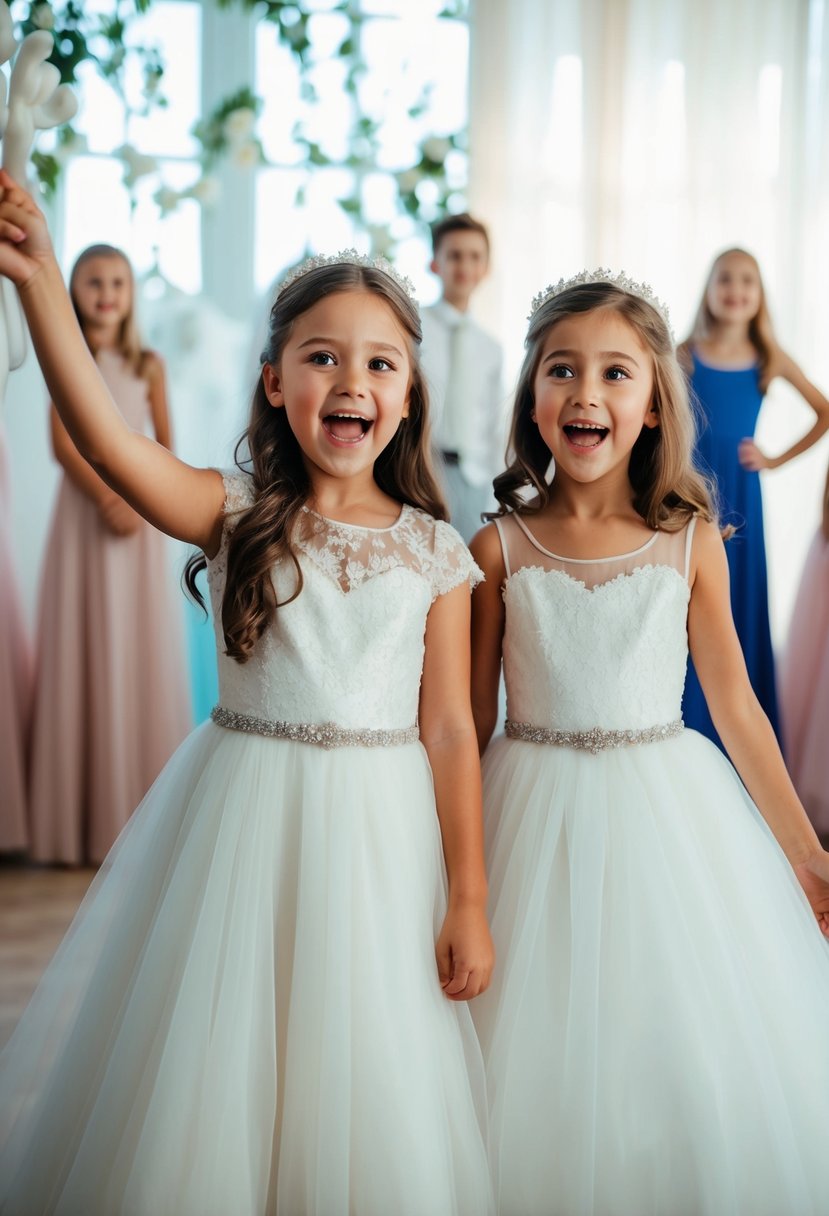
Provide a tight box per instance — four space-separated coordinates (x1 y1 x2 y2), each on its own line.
32 3 55 30
231 140 259 169
223 107 256 144
154 186 181 215
188 175 221 205
422 136 451 163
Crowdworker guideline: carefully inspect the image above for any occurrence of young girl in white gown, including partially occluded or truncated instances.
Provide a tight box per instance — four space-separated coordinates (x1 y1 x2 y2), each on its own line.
469 272 829 1216
0 174 494 1216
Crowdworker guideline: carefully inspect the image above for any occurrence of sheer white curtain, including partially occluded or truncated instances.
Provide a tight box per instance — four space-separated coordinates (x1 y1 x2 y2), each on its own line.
467 0 829 638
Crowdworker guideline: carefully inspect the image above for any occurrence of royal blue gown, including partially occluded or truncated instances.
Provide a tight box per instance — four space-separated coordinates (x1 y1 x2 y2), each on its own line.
683 351 780 747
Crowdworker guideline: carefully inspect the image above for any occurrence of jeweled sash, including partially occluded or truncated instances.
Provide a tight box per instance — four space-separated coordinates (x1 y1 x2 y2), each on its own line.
504 718 684 755
211 706 419 750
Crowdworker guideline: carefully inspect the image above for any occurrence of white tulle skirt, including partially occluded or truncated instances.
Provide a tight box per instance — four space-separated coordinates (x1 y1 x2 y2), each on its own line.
473 728 829 1216
0 724 492 1216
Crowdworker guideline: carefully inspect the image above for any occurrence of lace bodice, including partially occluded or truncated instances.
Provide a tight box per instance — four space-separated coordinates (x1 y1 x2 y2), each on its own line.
207 473 482 732
495 513 696 732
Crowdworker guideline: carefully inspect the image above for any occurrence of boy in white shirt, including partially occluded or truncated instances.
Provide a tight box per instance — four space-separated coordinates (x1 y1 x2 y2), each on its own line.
420 214 504 541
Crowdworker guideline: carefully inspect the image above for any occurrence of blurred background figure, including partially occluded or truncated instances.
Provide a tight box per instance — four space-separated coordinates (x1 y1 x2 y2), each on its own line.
679 249 829 750
780 464 829 842
420 213 504 541
27 244 191 865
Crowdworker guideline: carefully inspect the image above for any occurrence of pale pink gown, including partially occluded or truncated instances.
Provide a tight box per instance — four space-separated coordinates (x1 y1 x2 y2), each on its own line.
28 350 192 864
780 528 829 835
0 425 32 851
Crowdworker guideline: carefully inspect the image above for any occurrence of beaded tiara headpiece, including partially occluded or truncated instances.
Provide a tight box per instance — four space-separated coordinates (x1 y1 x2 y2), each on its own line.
277 249 417 303
529 268 672 334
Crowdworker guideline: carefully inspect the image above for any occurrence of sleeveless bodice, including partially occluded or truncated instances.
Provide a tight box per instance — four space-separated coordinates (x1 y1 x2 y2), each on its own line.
496 514 695 733
691 352 763 450
207 474 480 735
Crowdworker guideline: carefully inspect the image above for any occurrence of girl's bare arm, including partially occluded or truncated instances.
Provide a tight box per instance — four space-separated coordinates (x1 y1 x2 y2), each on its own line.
469 523 506 753
420 580 493 999
741 352 829 471
688 520 821 863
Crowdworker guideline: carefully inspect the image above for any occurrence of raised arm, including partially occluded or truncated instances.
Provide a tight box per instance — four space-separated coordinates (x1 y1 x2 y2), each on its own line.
688 519 829 933
419 580 493 1000
0 172 225 553
740 350 829 471
469 522 506 753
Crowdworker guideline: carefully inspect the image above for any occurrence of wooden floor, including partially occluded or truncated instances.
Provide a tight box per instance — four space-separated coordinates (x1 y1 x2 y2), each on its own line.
0 864 96 1048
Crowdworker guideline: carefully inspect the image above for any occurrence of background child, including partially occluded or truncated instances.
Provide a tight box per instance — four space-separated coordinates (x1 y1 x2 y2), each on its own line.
420 213 504 541
26 242 191 865
0 174 493 1216
0 422 30 851
470 272 829 1215
780 463 829 839
679 248 829 749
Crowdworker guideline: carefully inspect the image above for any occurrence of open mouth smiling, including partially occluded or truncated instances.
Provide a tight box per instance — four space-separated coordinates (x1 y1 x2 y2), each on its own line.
563 421 609 450
322 412 374 444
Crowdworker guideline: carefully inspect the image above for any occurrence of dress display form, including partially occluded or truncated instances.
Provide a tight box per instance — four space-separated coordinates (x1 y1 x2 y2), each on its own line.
0 424 31 850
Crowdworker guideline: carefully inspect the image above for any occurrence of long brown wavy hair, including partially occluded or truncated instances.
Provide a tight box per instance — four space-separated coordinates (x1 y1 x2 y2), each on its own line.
685 248 777 389
69 244 151 379
491 281 719 532
186 263 445 663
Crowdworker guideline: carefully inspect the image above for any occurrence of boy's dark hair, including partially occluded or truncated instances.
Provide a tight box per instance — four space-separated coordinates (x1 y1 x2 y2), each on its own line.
430 213 490 256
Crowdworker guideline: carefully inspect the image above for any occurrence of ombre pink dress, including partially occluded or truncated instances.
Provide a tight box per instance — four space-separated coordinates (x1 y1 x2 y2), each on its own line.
28 350 191 864
0 424 31 851
780 527 829 835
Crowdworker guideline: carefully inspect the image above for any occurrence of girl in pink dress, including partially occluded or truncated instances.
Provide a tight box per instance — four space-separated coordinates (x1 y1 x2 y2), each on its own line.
0 422 31 851
780 464 829 838
28 243 191 864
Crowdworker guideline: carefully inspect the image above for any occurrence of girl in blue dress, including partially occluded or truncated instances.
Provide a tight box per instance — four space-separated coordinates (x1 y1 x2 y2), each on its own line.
679 248 829 748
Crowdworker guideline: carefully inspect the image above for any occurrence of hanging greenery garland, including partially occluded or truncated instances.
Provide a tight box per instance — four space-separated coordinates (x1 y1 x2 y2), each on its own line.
7 0 468 252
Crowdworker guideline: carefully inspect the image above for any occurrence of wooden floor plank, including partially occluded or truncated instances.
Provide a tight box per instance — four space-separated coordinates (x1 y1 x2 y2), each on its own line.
0 866 95 1047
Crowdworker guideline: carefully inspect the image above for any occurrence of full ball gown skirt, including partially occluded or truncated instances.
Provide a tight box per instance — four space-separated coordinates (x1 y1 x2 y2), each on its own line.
0 426 31 851
683 353 780 748
473 513 829 1216
27 350 191 864
0 475 493 1216
780 527 829 835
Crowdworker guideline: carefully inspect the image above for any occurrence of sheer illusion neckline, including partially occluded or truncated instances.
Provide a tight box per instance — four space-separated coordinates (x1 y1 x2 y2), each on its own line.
301 503 409 533
512 514 659 564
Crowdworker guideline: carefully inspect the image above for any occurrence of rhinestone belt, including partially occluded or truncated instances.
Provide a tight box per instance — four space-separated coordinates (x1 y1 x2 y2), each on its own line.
211 706 420 750
504 718 684 754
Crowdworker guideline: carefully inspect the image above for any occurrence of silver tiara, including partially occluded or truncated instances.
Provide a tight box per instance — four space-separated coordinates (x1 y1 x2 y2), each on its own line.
529 268 671 332
278 249 417 302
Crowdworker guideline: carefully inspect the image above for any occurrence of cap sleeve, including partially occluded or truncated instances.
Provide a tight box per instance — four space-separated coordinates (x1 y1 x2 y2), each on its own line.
430 520 484 600
207 470 255 570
